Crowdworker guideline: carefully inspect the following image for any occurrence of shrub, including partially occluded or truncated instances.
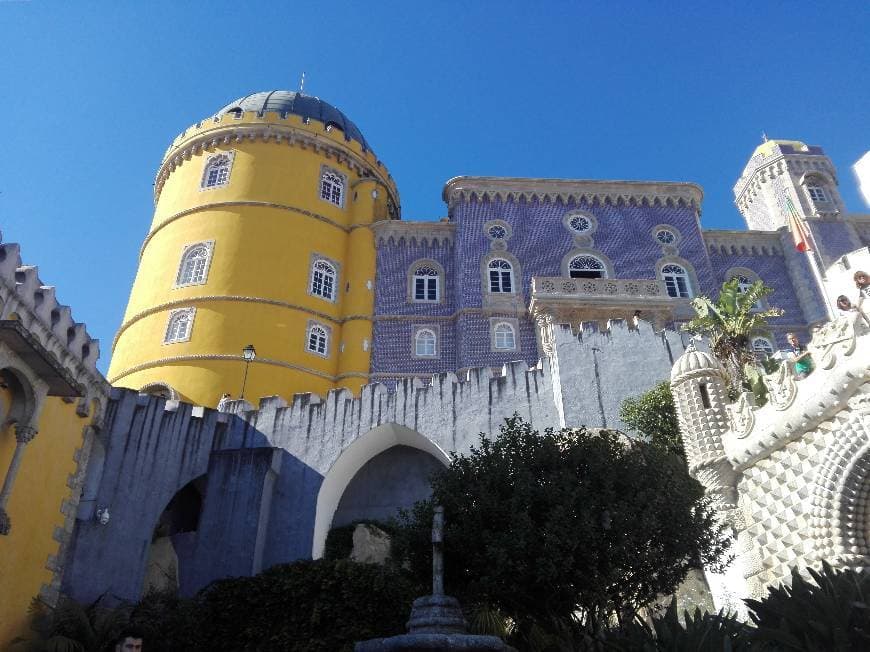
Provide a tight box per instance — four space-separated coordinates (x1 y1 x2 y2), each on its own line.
193 559 419 651
746 561 870 651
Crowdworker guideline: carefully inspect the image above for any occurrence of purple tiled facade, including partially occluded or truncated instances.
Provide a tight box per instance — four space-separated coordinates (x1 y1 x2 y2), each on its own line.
372 141 870 380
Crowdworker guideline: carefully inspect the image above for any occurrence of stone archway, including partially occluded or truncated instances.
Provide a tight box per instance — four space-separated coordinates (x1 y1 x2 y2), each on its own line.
142 475 206 596
312 424 450 558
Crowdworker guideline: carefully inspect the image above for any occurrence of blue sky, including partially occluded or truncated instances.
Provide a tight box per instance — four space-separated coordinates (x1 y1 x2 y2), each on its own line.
1 1 868 372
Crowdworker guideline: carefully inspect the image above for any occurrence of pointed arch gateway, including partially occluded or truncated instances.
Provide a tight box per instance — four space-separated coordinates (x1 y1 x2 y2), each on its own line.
312 424 451 558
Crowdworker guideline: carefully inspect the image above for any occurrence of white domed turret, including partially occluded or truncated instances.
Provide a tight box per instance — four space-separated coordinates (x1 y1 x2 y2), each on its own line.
671 344 737 510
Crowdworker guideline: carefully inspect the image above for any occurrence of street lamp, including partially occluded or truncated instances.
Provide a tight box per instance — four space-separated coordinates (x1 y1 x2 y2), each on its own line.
240 344 256 399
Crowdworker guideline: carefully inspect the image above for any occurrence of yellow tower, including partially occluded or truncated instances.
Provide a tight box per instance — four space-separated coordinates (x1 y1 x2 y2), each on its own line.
109 92 399 406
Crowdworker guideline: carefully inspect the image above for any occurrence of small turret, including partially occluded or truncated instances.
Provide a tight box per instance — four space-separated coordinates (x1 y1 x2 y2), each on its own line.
670 346 737 510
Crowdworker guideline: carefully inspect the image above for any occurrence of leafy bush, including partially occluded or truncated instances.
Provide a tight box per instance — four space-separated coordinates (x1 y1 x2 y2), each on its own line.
619 381 683 458
392 416 729 639
13 595 130 652
193 559 419 651
746 561 870 651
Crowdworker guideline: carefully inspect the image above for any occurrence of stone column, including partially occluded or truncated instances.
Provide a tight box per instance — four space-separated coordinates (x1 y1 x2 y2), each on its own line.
0 424 38 535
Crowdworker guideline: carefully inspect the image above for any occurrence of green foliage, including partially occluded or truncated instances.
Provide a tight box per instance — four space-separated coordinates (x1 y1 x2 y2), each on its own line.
618 381 683 458
393 416 729 639
12 595 129 652
595 602 751 651
683 277 783 393
127 589 200 652
746 561 870 650
193 559 418 651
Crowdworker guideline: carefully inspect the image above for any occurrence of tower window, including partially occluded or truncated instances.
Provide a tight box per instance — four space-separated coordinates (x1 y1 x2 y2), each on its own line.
201 152 233 190
320 167 346 207
698 382 711 409
413 265 440 302
164 308 195 344
306 323 329 357
806 185 827 202
488 259 514 293
661 264 692 298
176 243 212 287
310 259 337 301
569 255 606 279
493 322 517 350
656 229 676 244
415 329 437 357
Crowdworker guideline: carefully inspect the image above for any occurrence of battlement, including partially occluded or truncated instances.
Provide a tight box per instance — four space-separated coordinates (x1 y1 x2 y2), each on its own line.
155 110 399 207
721 311 869 470
702 229 784 257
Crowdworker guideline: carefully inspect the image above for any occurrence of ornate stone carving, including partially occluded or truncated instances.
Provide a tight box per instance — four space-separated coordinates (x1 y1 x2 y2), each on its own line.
729 392 755 439
14 425 37 444
764 363 797 411
808 315 856 369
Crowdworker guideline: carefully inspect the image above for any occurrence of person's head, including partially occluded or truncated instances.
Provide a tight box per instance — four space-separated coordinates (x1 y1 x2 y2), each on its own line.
786 332 800 346
837 295 853 311
855 270 869 288
115 628 144 652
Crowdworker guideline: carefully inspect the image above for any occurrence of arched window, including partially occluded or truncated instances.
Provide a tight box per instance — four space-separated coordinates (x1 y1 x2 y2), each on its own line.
488 259 514 293
201 153 232 189
307 324 329 356
569 255 606 279
310 260 337 301
176 244 211 286
320 168 345 207
752 337 775 358
733 274 764 310
493 322 516 350
661 264 692 298
415 329 437 356
413 265 440 302
164 309 194 344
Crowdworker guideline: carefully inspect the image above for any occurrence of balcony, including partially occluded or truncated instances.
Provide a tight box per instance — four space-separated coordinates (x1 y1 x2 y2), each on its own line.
528 277 690 329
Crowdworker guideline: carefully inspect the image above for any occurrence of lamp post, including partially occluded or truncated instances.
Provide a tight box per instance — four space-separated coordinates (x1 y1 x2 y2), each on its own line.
240 344 256 400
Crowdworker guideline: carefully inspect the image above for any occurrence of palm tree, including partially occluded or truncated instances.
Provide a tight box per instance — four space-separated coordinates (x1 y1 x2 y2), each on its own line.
682 278 783 396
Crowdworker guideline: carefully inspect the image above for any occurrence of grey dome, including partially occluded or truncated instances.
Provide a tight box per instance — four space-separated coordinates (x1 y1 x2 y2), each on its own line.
217 91 371 151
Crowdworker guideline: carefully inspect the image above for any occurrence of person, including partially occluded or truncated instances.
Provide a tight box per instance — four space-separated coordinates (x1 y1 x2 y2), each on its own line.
114 628 144 652
837 295 855 313
855 271 870 312
216 392 232 412
786 332 812 380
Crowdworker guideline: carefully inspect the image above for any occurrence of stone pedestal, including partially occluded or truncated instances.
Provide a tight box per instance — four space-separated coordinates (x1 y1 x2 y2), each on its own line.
356 594 514 651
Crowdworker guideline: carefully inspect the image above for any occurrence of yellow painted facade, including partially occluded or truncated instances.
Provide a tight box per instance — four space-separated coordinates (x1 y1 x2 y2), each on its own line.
108 106 399 407
0 395 91 644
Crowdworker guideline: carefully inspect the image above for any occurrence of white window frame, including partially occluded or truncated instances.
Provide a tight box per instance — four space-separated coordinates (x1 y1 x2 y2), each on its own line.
492 321 517 351
488 258 514 293
306 322 330 358
412 265 440 302
164 308 195 344
319 166 346 208
733 274 764 310
200 152 234 191
568 254 607 279
175 241 214 288
414 328 438 357
806 185 827 202
752 336 775 358
661 264 692 298
309 258 338 302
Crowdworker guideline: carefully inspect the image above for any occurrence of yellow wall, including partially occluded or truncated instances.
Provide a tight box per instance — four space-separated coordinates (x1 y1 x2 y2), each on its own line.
109 111 398 407
0 396 89 645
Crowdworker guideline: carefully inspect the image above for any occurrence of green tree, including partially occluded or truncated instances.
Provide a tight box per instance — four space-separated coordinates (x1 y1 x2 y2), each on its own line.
682 277 782 394
619 381 683 458
392 417 729 643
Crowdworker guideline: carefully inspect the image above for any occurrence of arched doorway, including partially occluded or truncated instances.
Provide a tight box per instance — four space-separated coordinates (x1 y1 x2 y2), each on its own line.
312 424 450 558
142 475 206 596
